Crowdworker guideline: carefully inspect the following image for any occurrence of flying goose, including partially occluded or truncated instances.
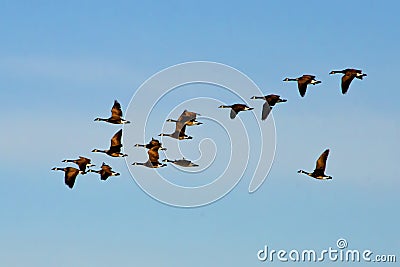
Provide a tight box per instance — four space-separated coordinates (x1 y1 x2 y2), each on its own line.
62 156 94 173
166 110 202 126
132 145 167 168
283 75 321 97
159 121 193 140
92 129 128 157
51 167 85 189
162 158 199 167
298 149 332 180
87 162 120 180
218 104 254 119
94 100 130 124
329 68 367 94
251 94 287 120
135 138 166 150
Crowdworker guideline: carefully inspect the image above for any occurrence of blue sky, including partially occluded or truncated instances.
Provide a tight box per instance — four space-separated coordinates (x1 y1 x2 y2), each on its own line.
0 1 399 266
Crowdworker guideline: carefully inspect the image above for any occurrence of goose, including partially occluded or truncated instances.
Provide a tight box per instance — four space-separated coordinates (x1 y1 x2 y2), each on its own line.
159 121 193 140
51 167 85 189
298 149 332 180
135 138 167 150
92 129 128 157
62 156 94 173
166 110 202 126
329 68 367 94
132 160 167 168
218 104 254 119
94 100 130 124
162 158 199 167
132 145 167 168
283 75 321 97
251 94 287 120
87 162 120 180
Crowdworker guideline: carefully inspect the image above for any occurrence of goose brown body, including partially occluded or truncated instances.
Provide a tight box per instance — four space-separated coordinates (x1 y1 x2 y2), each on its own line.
283 75 321 97
162 158 199 167
159 121 193 140
62 156 94 172
298 149 332 180
135 138 166 150
95 100 130 124
329 68 367 94
92 129 128 157
88 163 120 180
51 167 84 188
218 104 254 119
251 94 287 120
132 145 167 168
167 110 202 126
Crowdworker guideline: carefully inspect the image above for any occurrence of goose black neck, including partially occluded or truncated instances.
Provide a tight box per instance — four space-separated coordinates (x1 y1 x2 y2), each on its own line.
331 70 343 74
299 170 311 175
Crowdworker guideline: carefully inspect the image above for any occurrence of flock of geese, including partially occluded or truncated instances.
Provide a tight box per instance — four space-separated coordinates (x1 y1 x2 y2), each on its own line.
52 68 367 188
